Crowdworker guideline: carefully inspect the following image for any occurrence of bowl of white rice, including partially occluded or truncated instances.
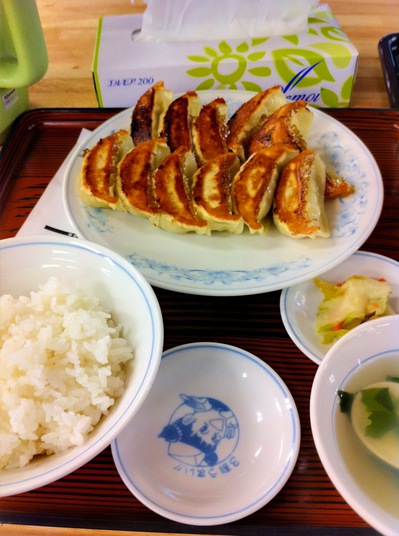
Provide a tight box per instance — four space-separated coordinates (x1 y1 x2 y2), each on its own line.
0 235 163 497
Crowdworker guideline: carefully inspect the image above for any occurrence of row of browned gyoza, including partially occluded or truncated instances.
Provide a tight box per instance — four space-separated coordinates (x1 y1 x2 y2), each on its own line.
78 82 354 238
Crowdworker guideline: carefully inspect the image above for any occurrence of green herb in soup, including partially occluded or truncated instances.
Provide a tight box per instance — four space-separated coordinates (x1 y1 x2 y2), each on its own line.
339 381 399 438
360 386 399 438
338 377 399 470
337 389 354 413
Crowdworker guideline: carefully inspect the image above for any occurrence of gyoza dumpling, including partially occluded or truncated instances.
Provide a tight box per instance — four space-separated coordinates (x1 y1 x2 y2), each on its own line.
273 149 330 239
130 81 173 145
192 98 228 164
117 138 170 218
232 145 299 234
248 101 313 156
159 91 202 153
192 153 243 233
324 168 355 199
151 147 209 235
248 99 353 199
226 85 287 161
78 130 133 210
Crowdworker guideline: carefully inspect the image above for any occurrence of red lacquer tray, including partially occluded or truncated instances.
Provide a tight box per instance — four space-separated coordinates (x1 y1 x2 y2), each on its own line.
0 108 398 534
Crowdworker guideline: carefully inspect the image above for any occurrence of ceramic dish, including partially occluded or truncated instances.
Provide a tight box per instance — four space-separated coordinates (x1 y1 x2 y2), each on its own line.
111 342 300 525
63 90 383 296
0 236 163 497
310 315 399 536
280 251 399 365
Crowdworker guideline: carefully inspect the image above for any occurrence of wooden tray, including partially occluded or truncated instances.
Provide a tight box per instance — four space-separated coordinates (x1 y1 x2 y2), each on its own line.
0 108 398 534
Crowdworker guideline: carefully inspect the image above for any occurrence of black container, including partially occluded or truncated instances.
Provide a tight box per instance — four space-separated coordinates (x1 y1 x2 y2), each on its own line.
378 32 399 108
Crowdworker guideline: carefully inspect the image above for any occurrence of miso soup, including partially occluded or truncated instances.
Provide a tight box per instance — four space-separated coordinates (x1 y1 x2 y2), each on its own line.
335 353 399 518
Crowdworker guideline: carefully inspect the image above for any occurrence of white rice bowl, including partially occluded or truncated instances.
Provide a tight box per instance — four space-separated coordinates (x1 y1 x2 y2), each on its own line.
0 236 163 497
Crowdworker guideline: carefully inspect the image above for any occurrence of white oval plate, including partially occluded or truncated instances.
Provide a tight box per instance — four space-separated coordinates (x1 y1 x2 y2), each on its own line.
280 251 399 365
64 90 383 296
111 342 300 525
310 315 399 536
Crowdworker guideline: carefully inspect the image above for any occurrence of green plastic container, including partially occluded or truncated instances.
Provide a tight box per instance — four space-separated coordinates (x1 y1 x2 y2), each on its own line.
0 0 48 143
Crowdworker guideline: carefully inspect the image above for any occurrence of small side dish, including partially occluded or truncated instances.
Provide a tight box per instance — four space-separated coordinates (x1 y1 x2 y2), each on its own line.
112 342 300 525
280 251 399 364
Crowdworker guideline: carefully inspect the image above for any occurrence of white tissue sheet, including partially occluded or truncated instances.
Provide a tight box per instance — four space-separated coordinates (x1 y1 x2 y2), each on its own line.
136 0 319 42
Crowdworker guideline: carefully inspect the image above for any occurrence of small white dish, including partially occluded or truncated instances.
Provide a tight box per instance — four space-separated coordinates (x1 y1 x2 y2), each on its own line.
280 251 399 365
111 342 300 525
310 315 399 536
0 236 163 497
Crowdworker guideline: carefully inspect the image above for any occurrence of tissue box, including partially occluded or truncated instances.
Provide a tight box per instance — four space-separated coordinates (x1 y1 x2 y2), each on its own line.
93 5 358 108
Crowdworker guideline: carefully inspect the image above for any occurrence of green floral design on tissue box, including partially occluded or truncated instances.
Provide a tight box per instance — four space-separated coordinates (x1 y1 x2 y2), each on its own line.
185 7 356 106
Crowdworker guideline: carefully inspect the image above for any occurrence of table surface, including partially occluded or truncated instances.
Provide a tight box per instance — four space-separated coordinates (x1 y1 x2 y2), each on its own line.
28 0 399 110
1 1 399 535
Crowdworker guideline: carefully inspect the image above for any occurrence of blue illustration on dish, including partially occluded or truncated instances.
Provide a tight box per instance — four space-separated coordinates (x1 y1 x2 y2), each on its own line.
159 394 240 478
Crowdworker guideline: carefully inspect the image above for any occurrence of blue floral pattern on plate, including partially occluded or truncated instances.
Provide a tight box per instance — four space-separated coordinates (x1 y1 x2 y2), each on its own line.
86 207 113 233
126 252 314 286
314 130 369 239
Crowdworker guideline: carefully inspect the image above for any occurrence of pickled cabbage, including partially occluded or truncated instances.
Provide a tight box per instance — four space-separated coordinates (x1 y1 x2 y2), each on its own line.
314 275 392 344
